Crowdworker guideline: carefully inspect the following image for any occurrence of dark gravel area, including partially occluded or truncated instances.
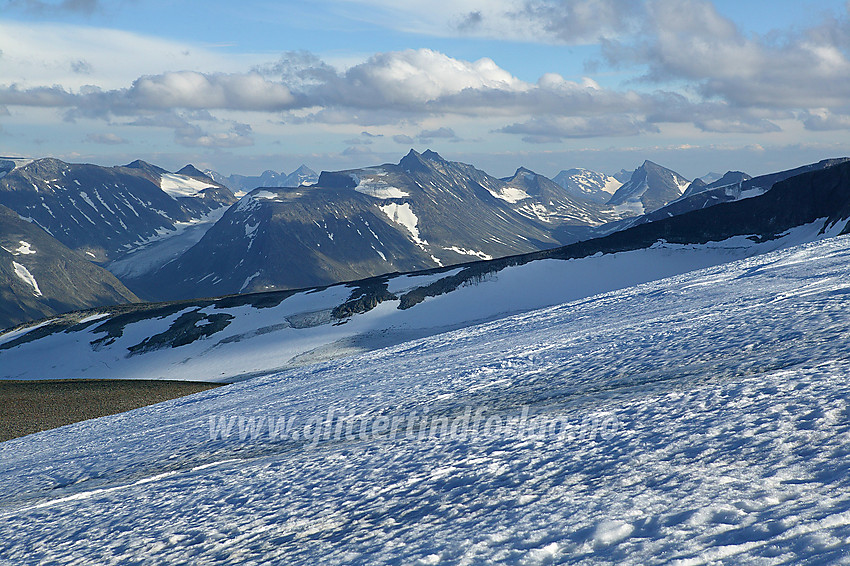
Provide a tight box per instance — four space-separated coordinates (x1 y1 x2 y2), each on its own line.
0 379 225 442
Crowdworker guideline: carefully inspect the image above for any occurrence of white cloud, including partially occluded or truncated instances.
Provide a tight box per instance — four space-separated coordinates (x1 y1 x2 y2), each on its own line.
126 72 296 112
0 20 260 90
802 108 850 131
174 121 254 148
317 49 528 109
602 0 850 110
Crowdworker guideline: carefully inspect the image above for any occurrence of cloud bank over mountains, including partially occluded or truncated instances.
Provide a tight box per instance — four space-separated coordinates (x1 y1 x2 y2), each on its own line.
0 0 848 173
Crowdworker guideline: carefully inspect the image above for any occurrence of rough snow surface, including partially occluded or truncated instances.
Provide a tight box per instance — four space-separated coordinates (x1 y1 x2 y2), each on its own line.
11 261 41 296
3 236 850 563
159 174 215 198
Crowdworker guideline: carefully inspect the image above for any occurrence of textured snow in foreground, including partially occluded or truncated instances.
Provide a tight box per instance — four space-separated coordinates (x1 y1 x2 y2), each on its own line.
3 236 850 563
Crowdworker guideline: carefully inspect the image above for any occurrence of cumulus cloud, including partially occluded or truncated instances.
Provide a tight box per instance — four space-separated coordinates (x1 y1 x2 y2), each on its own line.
126 72 297 112
602 0 850 110
316 49 528 110
802 109 850 131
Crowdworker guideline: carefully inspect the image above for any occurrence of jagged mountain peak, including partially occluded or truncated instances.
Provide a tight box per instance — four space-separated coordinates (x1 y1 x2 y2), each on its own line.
290 164 315 175
606 161 690 214
399 149 445 172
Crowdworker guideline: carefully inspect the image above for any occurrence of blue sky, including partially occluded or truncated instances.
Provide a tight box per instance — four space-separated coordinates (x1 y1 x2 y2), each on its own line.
1 0 849 179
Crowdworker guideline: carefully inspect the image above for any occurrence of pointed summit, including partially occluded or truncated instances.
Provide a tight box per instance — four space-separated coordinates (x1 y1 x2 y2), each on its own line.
420 149 444 162
124 160 168 176
283 164 318 187
176 164 212 181
607 161 690 214
399 149 432 173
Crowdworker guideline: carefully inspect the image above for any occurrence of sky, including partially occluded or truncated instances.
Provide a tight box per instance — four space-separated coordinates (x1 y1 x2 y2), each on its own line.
0 0 849 179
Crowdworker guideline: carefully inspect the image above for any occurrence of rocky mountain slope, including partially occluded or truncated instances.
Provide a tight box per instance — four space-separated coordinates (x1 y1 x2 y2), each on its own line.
125 150 629 300
0 203 139 329
0 158 235 263
606 160 690 214
631 157 850 228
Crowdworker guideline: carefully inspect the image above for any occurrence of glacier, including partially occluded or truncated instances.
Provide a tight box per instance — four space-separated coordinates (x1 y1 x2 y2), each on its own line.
2 233 850 563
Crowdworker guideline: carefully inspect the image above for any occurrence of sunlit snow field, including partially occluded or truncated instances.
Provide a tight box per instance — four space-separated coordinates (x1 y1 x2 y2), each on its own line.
3 235 850 564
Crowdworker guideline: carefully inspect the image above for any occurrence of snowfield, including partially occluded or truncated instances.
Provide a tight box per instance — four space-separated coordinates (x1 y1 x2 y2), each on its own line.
0 219 840 383
159 173 216 198
3 235 850 563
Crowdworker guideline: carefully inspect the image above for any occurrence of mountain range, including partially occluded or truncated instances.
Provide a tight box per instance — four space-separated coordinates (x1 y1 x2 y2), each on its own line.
5 148 850 566
2 157 848 380
0 158 235 264
205 165 319 195
6 149 850 332
122 150 641 300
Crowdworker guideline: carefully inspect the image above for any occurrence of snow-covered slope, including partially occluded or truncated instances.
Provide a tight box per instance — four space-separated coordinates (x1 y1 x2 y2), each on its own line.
3 234 850 563
1 210 845 382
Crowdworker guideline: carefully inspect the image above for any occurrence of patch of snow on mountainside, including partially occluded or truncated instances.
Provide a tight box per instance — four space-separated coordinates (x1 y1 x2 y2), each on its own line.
351 174 410 199
442 246 493 260
1 241 36 256
603 176 623 194
485 185 531 204
11 261 41 296
379 202 427 247
3 235 850 563
159 174 216 198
